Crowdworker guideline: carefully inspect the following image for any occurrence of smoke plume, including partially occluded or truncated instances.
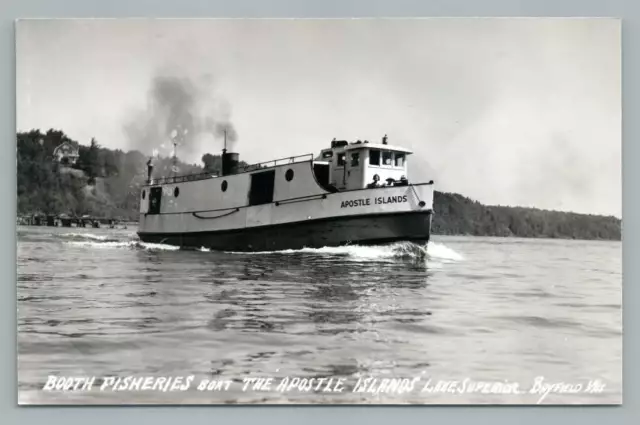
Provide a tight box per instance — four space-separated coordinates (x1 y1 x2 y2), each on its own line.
123 73 238 162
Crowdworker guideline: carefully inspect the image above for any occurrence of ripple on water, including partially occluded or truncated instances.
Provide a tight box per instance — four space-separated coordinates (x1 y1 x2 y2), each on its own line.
16 228 622 404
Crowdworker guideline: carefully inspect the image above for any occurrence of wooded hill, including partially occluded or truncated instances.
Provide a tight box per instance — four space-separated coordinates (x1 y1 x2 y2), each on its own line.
17 129 621 240
431 192 620 240
17 129 234 221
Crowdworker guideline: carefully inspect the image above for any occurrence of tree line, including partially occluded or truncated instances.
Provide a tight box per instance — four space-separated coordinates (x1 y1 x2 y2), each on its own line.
431 192 621 240
17 129 239 221
17 129 621 240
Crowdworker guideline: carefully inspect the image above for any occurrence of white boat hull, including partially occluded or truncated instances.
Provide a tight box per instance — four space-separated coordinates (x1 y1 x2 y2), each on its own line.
138 183 434 252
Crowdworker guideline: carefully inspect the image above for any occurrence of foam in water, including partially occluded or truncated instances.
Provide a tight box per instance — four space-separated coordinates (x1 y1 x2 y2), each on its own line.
66 240 180 251
427 241 465 261
59 232 114 241
62 234 464 263
227 241 464 263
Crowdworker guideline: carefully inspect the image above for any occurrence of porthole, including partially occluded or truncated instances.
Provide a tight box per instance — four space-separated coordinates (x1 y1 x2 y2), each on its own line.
142 190 146 200
174 187 180 197
285 169 294 181
221 180 228 192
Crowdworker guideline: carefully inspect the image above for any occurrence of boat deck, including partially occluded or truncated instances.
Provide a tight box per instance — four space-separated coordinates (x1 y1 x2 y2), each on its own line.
150 154 314 186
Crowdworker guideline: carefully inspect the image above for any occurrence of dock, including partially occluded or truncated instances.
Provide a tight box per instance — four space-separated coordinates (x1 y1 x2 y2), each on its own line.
17 214 133 229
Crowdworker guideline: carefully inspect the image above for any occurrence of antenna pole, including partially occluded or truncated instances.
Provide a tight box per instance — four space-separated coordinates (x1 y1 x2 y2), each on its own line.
172 139 178 177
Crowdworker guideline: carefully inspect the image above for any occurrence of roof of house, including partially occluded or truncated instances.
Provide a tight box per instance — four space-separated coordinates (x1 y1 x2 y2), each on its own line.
53 140 80 156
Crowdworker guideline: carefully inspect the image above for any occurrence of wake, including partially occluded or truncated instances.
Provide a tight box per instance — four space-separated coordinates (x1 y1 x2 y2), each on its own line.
227 241 464 263
59 231 464 263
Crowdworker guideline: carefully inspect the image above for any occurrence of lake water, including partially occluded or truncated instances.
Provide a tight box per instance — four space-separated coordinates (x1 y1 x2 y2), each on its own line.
16 226 622 405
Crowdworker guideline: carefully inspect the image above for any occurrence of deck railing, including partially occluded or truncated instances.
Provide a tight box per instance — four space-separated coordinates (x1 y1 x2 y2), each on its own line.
149 153 314 185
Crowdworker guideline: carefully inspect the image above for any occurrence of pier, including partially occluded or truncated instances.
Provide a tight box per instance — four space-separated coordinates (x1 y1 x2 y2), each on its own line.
17 214 132 229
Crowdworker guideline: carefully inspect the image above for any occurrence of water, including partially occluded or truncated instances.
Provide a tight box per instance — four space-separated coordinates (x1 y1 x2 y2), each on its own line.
17 226 622 405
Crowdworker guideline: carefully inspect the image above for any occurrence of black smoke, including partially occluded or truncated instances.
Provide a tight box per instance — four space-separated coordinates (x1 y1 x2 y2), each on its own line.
124 74 238 161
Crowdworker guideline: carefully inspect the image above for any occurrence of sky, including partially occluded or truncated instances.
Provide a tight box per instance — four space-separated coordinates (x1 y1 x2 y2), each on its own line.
16 18 621 217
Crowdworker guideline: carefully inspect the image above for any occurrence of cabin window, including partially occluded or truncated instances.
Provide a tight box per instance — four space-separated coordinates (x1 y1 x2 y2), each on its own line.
221 180 228 192
382 151 392 166
395 153 405 167
369 149 380 166
322 151 333 159
174 187 180 197
142 190 146 200
285 169 294 181
337 153 346 167
350 152 360 167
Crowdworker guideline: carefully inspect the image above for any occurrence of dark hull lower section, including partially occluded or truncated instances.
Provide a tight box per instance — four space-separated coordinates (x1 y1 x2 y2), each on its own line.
138 211 432 252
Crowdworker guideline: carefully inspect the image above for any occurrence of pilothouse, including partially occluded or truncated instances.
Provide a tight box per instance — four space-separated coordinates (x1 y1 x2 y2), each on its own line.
313 135 412 192
138 134 434 251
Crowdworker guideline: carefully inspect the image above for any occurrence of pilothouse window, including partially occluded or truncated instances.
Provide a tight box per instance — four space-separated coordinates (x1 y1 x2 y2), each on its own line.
351 152 360 167
369 149 380 166
395 153 405 167
337 153 346 166
382 151 392 166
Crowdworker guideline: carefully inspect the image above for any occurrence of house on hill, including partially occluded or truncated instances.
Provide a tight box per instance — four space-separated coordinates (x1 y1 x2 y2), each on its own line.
53 141 79 165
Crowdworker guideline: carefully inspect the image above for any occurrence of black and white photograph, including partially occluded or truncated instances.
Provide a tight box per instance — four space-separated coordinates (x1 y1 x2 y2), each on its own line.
16 18 621 405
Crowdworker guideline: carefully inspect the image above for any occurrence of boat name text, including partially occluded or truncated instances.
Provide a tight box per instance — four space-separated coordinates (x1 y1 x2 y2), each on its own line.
340 195 408 208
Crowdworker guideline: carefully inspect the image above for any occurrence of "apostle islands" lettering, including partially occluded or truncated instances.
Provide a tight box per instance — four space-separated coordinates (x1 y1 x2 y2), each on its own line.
340 195 408 208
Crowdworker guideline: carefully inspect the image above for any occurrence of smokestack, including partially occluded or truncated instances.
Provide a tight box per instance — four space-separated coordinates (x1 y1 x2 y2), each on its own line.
222 151 239 176
221 128 239 175
146 157 154 183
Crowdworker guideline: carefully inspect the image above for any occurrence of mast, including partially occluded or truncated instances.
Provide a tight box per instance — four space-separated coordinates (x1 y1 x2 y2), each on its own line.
171 126 186 177
223 129 227 154
171 139 178 176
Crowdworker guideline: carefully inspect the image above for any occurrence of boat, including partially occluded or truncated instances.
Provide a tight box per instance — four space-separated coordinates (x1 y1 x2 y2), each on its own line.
137 135 434 252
